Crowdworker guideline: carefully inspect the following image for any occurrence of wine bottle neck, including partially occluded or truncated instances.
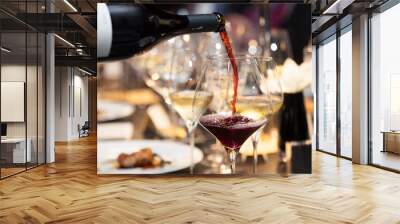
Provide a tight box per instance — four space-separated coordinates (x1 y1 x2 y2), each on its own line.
185 13 225 33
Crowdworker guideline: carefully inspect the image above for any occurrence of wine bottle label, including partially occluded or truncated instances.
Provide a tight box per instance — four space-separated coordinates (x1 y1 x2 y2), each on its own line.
97 3 113 58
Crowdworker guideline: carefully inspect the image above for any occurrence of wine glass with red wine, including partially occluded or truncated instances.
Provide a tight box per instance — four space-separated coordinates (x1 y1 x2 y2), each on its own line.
196 55 270 174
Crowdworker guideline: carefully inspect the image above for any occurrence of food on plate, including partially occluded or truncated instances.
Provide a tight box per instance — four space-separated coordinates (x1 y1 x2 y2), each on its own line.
117 147 169 168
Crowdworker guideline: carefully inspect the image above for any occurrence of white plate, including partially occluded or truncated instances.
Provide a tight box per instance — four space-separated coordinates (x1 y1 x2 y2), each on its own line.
98 100 135 122
97 140 203 174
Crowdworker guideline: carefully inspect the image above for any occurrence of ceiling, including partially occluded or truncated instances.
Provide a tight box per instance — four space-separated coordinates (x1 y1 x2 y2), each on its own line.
311 0 391 42
0 0 98 73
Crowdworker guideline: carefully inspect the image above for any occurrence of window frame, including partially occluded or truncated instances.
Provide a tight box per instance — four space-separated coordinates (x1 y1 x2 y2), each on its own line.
314 16 353 160
0 0 48 180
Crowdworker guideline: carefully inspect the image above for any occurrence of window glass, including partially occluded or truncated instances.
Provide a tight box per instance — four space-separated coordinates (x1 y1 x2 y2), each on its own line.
38 32 46 165
27 1 38 169
317 37 337 154
339 29 352 158
371 3 400 171
0 1 46 178
1 30 28 178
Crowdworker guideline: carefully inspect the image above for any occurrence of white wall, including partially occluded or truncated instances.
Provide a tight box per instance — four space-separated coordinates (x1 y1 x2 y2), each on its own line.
55 66 69 141
72 74 89 138
1 64 46 164
1 65 34 138
55 67 89 141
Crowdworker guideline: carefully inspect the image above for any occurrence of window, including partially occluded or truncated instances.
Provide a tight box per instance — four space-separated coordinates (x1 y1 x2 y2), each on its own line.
317 36 337 154
0 1 46 179
370 2 400 171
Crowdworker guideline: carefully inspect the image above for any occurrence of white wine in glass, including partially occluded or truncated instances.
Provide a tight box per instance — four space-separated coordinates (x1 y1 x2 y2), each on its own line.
236 96 271 120
236 96 283 119
170 90 213 131
250 57 283 174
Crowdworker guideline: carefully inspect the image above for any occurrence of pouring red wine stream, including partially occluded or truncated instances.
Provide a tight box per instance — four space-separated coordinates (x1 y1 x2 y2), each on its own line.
219 29 238 114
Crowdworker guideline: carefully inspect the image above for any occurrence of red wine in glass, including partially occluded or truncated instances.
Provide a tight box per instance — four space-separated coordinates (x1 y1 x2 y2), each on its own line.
200 114 267 151
219 29 238 114
209 29 266 174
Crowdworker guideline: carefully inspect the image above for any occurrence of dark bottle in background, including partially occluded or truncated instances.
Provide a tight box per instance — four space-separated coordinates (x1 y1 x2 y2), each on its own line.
97 3 225 61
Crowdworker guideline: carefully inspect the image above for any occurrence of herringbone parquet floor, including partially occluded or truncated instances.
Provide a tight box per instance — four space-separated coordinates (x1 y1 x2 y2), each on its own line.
1 135 400 224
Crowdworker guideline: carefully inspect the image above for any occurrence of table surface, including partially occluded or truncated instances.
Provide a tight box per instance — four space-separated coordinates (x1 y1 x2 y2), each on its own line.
381 131 400 134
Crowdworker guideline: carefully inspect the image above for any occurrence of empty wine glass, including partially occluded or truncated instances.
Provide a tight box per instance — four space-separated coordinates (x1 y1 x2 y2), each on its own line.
142 37 193 105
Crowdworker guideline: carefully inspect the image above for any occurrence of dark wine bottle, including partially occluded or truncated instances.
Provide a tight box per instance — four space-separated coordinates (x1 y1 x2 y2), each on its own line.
97 3 225 61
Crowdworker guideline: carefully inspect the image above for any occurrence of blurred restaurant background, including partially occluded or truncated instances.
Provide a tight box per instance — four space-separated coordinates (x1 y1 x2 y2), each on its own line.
97 3 313 175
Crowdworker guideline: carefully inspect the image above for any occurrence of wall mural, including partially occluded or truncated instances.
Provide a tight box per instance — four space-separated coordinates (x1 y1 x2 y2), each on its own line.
97 3 312 175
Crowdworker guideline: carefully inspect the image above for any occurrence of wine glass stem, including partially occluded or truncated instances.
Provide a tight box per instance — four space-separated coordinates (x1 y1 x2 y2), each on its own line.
189 129 195 174
252 138 259 174
252 128 263 174
167 104 178 126
226 148 237 174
